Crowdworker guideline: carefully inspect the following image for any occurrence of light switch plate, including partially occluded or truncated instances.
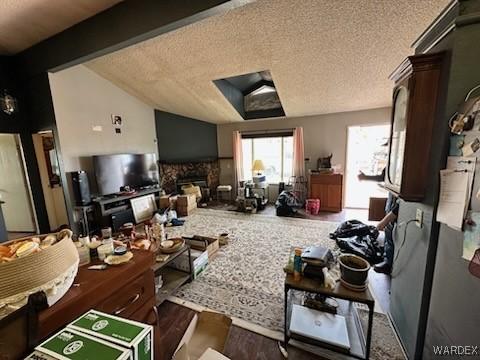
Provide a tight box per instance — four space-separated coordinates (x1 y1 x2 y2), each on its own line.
416 209 423 228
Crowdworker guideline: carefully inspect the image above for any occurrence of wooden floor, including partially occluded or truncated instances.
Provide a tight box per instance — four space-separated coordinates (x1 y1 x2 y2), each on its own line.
156 301 325 360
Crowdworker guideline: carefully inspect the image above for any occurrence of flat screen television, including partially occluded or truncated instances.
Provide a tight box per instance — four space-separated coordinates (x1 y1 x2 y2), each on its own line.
93 153 159 196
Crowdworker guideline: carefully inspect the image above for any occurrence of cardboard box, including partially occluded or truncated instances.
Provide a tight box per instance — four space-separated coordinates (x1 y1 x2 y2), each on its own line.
34 328 132 360
199 348 230 360
173 311 232 360
25 351 57 360
67 310 153 360
159 195 177 209
177 206 196 217
184 235 219 259
177 194 197 216
170 249 208 279
177 193 196 207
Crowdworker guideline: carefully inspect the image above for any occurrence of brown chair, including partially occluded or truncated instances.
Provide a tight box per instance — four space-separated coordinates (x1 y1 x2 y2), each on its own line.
0 291 47 360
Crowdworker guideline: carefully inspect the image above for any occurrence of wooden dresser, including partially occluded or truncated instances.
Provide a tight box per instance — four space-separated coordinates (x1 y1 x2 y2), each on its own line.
38 250 156 342
309 173 343 212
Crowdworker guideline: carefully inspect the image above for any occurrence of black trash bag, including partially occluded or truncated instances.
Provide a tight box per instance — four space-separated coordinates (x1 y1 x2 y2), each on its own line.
335 236 384 264
329 220 379 240
275 190 298 217
330 220 383 264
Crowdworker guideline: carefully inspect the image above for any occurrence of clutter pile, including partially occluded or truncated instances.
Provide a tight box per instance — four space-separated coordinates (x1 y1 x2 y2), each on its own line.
329 220 383 265
236 181 268 213
284 245 336 288
275 190 302 217
159 193 197 218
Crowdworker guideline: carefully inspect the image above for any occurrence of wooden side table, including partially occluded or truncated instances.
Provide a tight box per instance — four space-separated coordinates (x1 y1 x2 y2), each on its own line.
151 245 193 306
284 274 374 359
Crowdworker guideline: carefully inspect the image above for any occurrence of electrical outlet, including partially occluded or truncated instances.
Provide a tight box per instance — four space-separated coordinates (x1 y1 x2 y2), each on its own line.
416 209 423 228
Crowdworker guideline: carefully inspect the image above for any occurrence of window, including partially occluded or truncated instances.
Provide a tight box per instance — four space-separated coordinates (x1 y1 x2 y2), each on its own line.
242 135 293 183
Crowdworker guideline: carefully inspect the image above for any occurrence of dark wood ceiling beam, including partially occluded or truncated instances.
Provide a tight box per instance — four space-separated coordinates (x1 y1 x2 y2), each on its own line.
17 0 248 76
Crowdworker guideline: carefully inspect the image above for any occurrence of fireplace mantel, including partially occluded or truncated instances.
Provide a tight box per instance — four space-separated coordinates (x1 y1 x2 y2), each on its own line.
159 160 219 194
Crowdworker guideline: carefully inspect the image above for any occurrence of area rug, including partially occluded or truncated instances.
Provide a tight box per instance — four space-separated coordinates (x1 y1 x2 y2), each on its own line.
166 209 404 359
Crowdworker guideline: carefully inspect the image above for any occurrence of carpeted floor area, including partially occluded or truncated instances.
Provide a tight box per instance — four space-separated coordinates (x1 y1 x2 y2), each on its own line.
166 209 404 359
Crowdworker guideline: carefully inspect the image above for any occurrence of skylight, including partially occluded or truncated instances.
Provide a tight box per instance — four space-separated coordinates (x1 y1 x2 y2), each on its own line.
214 70 285 120
250 85 276 96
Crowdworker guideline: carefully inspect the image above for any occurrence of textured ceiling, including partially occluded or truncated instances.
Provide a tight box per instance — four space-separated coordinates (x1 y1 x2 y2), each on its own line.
0 0 122 54
86 0 450 124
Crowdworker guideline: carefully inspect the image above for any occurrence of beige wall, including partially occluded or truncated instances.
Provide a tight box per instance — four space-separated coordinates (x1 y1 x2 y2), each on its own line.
49 65 157 179
218 107 390 170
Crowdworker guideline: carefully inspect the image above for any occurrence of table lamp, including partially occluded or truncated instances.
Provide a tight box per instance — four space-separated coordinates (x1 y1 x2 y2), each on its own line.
252 160 265 176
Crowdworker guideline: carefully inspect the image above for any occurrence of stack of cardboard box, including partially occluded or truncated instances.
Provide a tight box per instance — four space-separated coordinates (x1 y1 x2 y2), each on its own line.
177 193 197 217
159 194 178 209
27 310 153 360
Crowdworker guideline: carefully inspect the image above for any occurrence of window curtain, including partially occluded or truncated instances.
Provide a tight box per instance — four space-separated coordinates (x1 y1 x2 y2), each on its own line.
292 127 305 179
233 131 244 191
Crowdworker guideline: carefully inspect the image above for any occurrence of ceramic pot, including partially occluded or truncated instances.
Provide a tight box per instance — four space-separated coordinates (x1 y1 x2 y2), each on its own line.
338 254 370 286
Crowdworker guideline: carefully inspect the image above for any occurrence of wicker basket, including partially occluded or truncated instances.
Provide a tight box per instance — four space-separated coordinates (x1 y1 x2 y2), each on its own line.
0 233 79 319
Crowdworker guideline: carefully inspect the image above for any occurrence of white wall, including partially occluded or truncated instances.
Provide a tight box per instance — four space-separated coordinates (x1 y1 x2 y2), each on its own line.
49 65 157 196
217 107 390 187
0 134 36 232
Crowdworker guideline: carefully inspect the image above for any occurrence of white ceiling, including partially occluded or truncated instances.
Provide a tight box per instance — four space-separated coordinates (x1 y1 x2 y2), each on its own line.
0 0 122 54
83 0 449 124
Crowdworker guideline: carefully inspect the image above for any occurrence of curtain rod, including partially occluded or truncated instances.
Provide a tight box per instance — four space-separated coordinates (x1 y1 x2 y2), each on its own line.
240 128 295 135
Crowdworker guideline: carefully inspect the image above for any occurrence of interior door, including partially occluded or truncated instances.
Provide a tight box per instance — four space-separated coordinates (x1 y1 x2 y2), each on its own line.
32 133 68 231
0 134 36 232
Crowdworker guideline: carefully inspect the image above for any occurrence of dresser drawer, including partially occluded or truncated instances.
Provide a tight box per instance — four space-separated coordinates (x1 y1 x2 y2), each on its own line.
96 270 154 318
310 174 343 185
129 296 157 325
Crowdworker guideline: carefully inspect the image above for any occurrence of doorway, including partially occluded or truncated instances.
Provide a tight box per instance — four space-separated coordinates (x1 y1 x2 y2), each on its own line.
345 124 390 209
32 131 68 232
0 134 38 240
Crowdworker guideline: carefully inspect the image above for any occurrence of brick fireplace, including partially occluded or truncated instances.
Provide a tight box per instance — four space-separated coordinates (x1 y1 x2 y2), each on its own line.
159 159 220 195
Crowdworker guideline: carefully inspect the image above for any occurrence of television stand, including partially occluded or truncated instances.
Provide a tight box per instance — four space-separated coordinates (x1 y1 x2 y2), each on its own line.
92 188 162 232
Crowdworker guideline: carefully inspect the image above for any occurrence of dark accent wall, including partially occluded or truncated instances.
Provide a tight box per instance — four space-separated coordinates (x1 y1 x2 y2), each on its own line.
0 57 50 233
155 110 218 162
423 2 480 357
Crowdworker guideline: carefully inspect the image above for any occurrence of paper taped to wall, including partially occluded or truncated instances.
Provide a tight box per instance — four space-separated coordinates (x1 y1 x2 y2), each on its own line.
437 169 469 230
446 156 476 214
437 157 476 230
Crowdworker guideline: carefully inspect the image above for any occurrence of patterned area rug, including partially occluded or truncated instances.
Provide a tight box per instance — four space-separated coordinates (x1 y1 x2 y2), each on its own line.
167 209 404 359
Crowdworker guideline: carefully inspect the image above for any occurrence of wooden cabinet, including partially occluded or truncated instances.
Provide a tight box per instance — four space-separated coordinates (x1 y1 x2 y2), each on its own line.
309 174 343 212
96 270 155 318
385 52 444 201
38 250 156 342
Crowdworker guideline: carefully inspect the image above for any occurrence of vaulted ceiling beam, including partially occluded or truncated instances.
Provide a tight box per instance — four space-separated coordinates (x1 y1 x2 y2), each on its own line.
17 0 249 77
